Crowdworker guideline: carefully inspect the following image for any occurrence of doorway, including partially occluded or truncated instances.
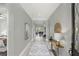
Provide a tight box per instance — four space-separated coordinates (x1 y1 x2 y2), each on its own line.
0 7 8 56
35 25 46 41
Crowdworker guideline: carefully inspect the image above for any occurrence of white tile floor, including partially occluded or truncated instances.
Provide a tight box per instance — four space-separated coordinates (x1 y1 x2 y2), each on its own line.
27 35 53 56
28 41 51 56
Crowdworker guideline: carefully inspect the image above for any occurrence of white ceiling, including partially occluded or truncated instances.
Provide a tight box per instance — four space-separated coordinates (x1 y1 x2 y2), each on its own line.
20 3 60 20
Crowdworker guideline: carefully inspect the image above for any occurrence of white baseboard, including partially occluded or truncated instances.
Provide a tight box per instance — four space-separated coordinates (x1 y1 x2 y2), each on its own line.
19 40 32 56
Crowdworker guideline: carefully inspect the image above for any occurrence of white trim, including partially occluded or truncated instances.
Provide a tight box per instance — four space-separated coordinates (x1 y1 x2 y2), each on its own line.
19 40 32 56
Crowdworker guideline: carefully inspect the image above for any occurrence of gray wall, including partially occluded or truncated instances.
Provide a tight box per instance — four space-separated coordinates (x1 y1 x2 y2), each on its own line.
8 4 32 56
48 3 72 56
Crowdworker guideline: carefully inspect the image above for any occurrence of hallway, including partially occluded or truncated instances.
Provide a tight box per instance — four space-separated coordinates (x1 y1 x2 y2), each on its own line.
1 3 79 56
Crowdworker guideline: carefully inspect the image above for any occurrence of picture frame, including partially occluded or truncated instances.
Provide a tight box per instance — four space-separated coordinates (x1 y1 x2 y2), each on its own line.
24 23 29 40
